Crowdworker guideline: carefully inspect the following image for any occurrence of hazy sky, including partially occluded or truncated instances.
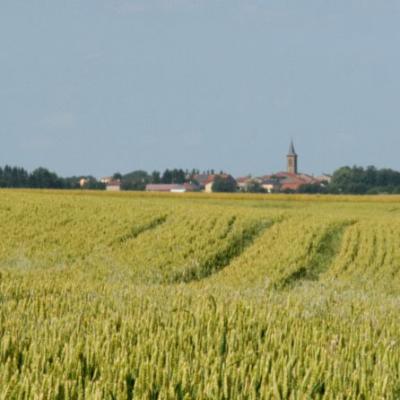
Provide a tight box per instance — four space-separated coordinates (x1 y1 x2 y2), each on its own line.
1 1 399 177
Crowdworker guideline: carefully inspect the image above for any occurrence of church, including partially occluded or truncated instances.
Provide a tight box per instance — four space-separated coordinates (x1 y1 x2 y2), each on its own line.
251 141 328 192
287 140 298 174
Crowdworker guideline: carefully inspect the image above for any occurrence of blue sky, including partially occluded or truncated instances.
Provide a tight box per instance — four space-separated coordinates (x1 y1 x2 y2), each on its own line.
1 1 399 177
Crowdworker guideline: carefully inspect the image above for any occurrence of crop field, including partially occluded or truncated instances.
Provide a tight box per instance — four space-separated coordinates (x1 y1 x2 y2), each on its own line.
1 190 400 399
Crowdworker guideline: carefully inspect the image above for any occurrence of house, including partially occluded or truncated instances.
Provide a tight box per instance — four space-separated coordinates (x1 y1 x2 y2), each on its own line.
145 183 199 193
192 174 211 188
106 180 121 191
261 172 319 192
236 176 252 191
193 174 214 191
258 177 281 193
204 180 214 193
193 173 237 192
79 178 89 188
279 173 318 192
202 174 237 193
316 174 332 184
100 176 113 184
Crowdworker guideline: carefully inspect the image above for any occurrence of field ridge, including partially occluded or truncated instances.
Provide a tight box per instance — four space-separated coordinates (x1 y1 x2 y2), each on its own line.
168 219 276 283
115 214 168 244
277 220 356 289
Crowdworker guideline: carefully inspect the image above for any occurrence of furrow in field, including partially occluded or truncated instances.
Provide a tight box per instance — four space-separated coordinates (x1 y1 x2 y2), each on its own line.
110 207 281 285
113 214 168 244
277 221 355 289
166 219 274 283
0 195 169 270
196 216 354 291
321 220 400 289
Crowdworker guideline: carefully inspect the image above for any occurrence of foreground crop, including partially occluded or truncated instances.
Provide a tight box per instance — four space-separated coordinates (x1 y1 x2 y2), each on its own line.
0 191 399 399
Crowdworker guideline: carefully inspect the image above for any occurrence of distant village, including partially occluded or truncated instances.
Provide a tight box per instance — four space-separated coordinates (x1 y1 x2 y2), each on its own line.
97 141 331 194
1 141 400 194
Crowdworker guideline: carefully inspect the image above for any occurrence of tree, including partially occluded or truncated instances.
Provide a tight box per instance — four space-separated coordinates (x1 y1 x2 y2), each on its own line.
328 165 400 194
246 180 265 193
0 166 29 188
84 179 106 190
298 183 326 194
151 171 161 184
282 188 295 194
161 169 173 184
0 165 108 190
121 170 150 191
170 169 185 184
189 169 199 180
29 168 64 189
62 176 82 189
212 175 237 193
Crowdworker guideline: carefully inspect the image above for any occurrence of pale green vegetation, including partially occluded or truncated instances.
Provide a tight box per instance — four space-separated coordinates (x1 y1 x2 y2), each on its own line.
0 190 400 399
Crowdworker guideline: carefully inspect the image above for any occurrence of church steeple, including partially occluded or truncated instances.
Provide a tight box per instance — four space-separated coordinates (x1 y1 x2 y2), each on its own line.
287 140 298 174
288 140 296 156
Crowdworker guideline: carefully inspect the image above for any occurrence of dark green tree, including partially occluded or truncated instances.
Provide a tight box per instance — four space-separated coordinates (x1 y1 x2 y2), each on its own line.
29 168 64 189
121 170 150 191
170 169 186 184
84 179 106 190
298 183 326 194
212 175 237 193
246 180 265 193
161 169 173 184
151 171 161 184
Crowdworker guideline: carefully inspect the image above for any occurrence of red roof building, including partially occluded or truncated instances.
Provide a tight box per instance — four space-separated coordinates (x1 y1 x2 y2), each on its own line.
263 172 319 192
255 141 323 192
145 183 199 192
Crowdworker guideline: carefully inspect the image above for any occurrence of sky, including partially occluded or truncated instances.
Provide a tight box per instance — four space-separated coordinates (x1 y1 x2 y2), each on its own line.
1 1 400 178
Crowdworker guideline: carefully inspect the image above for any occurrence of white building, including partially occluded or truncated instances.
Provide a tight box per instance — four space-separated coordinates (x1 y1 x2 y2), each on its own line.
106 180 121 191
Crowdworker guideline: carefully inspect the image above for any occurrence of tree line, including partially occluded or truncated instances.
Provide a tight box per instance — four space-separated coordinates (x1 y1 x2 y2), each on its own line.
0 166 104 189
328 166 400 194
0 166 208 191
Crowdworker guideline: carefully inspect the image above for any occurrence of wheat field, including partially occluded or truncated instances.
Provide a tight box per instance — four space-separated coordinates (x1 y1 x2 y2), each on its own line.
0 190 400 399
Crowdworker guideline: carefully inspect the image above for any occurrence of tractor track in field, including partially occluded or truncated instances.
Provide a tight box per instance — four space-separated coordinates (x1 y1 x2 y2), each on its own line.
115 215 168 244
277 220 357 289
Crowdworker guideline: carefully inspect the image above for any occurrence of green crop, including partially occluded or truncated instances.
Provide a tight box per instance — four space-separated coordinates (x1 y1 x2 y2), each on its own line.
0 190 399 399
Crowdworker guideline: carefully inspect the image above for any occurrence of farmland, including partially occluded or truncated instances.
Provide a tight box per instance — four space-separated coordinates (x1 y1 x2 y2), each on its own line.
1 190 400 399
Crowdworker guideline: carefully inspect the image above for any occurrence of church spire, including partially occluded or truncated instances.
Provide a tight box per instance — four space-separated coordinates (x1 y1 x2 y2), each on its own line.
288 139 297 156
287 140 298 174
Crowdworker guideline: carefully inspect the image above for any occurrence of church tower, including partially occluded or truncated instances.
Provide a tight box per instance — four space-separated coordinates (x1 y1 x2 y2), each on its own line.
287 140 298 174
